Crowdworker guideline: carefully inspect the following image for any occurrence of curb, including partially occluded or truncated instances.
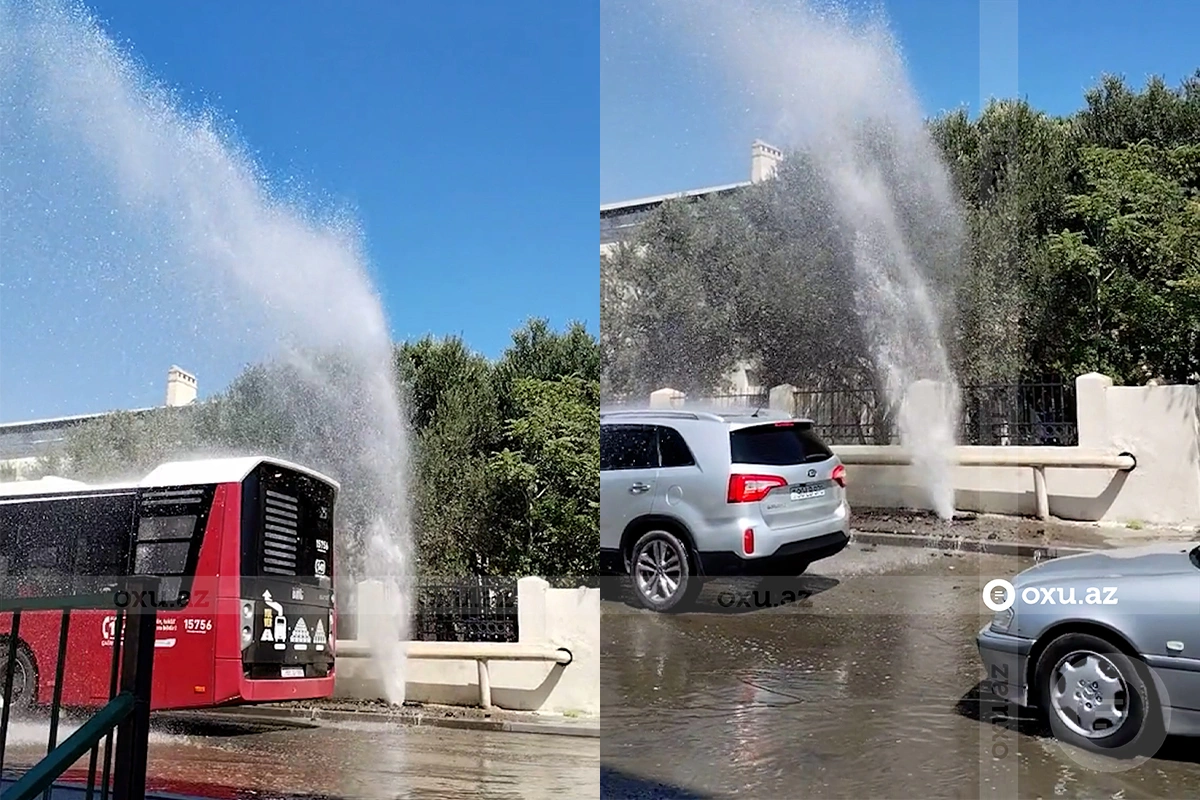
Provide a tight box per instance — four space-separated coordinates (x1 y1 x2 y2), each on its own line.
849 530 1099 559
180 706 600 738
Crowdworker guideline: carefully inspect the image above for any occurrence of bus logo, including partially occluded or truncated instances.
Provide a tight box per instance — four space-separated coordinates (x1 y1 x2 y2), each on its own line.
314 559 326 577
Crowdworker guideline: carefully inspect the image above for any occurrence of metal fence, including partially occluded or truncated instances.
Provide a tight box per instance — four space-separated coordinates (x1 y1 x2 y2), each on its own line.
1 579 158 800
700 392 769 410
413 579 519 643
793 385 898 445
960 382 1078 446
789 381 1078 447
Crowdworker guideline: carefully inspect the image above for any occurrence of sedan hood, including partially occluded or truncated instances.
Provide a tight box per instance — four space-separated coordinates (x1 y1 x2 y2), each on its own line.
1017 541 1200 584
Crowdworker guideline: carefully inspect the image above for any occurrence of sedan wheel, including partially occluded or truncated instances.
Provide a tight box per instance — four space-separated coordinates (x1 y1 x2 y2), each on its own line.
1048 650 1129 739
629 530 700 612
1035 632 1163 758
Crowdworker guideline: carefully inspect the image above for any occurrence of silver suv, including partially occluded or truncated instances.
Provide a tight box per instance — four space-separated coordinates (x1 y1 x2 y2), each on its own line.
600 408 851 611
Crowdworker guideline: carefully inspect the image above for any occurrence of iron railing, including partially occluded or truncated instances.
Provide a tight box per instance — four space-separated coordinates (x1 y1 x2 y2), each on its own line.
700 392 769 410
960 382 1078 446
789 381 1078 446
792 385 897 445
0 579 158 800
413 579 518 643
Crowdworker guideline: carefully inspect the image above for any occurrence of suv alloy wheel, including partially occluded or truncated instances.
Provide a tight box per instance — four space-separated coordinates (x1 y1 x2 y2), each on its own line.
629 529 701 612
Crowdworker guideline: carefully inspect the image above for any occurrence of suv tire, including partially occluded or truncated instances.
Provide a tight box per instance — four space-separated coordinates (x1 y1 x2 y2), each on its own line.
629 529 701 613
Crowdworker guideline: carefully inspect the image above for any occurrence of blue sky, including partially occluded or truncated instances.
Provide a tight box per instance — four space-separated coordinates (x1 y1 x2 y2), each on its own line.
602 0 1200 202
0 0 597 421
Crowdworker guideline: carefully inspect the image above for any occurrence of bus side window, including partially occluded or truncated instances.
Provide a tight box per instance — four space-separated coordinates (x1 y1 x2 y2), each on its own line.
69 494 136 594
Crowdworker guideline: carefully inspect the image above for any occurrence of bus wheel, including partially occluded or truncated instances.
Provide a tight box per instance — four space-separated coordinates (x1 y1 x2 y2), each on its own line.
0 641 37 712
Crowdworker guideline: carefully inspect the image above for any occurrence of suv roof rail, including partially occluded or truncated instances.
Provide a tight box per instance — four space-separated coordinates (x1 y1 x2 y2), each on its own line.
601 408 819 424
600 408 727 423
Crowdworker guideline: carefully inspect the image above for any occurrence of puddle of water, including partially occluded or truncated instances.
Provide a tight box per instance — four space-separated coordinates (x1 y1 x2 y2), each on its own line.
602 547 1200 799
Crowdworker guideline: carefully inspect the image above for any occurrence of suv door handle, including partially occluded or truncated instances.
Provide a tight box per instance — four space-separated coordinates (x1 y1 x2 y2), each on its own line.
629 483 651 494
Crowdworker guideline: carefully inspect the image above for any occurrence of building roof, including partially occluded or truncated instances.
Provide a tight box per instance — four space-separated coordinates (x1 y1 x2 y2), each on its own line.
0 408 158 461
599 181 752 216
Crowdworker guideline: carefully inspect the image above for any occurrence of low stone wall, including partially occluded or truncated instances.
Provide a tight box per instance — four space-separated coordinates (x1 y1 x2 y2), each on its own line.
835 376 1200 525
333 577 599 715
642 373 1200 526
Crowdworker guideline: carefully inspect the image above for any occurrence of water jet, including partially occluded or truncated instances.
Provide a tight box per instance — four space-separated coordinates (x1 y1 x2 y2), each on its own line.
660 0 964 519
0 0 412 700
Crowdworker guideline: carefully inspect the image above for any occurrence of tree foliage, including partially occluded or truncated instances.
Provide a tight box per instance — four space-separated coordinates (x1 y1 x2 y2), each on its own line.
603 73 1200 393
34 318 600 580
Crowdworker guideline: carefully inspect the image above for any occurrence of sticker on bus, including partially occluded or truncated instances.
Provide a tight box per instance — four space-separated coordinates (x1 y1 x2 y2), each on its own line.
313 619 327 650
262 589 287 650
101 615 178 643
290 618 311 650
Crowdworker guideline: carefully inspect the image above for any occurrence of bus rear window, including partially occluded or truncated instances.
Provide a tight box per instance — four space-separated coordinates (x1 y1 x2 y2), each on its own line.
245 466 335 581
730 424 834 466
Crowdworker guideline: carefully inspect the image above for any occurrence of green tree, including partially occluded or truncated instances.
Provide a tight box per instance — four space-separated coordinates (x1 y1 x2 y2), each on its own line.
603 73 1200 394
484 376 599 578
395 335 501 575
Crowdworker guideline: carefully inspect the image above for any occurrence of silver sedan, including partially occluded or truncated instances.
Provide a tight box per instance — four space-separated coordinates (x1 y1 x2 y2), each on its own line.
977 542 1200 757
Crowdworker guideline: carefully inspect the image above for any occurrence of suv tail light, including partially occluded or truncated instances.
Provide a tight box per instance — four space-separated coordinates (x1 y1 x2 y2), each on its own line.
727 474 788 503
832 463 846 488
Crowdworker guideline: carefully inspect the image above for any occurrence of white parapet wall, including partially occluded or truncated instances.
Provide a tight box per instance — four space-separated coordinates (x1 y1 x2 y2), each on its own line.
333 576 599 715
652 373 1200 526
833 375 1200 525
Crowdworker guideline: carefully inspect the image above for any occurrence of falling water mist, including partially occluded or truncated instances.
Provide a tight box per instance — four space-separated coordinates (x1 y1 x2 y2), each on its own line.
660 0 963 518
0 0 412 697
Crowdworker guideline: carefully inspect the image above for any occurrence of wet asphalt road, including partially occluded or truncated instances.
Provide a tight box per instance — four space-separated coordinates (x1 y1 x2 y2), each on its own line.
4 716 598 798
601 544 1200 799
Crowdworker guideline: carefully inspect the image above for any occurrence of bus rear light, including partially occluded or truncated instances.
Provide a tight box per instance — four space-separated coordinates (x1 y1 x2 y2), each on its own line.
743 528 755 555
194 685 206 694
727 474 788 503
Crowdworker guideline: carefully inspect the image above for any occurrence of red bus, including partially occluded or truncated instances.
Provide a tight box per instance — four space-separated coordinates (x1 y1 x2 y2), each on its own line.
0 456 337 711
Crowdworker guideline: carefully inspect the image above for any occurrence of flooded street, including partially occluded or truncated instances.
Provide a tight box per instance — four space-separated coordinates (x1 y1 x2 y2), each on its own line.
4 717 598 798
601 544 1200 799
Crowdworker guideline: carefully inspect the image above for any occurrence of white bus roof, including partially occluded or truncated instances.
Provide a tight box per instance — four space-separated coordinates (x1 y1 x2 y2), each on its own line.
0 456 339 497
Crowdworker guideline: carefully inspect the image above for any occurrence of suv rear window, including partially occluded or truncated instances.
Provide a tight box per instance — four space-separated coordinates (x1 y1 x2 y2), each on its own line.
730 423 834 465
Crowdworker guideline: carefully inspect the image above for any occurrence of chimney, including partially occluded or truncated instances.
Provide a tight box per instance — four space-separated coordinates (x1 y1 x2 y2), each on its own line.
165 366 198 407
751 140 783 183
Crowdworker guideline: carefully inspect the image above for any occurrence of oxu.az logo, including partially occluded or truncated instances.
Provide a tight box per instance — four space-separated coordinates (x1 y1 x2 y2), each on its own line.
983 579 1118 611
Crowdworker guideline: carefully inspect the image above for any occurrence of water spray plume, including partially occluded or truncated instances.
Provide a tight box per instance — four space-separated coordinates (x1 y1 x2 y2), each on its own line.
1 0 412 697
659 0 962 518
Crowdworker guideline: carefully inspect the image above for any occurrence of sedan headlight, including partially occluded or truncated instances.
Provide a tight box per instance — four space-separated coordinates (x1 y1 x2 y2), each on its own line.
990 606 1015 633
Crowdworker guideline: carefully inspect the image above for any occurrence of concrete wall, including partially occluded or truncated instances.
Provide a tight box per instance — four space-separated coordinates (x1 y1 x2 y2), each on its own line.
334 577 599 714
655 373 1200 525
